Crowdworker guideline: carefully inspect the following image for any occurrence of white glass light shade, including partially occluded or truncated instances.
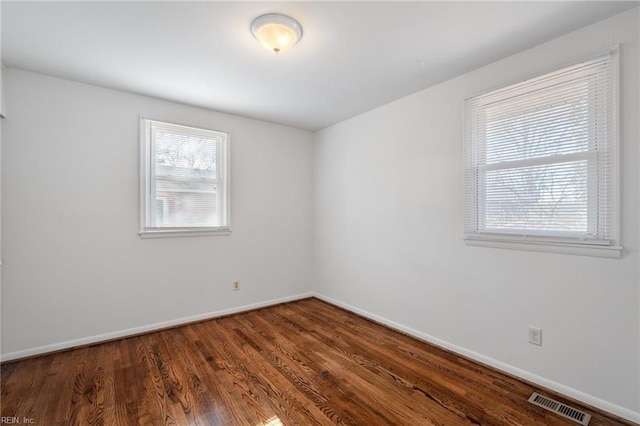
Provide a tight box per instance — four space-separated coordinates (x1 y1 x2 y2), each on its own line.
251 14 302 54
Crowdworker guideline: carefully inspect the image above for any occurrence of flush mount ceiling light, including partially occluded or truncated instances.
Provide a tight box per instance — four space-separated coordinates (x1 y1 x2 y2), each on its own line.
251 13 303 54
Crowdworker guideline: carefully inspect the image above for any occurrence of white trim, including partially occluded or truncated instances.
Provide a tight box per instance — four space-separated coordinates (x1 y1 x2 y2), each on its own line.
464 238 623 258
313 293 640 424
610 44 621 261
464 48 619 253
139 227 232 239
138 117 231 238
3 291 637 422
464 46 618 102
1 63 6 118
139 115 149 235
0 292 313 363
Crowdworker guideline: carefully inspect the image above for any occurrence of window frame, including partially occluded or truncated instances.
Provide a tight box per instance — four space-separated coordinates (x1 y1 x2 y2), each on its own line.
139 117 231 238
463 48 621 258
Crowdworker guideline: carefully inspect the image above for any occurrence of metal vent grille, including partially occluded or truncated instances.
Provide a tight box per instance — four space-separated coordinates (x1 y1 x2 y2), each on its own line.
528 392 591 425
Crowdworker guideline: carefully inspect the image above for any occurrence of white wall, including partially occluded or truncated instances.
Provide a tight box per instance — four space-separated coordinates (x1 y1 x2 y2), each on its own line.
313 8 639 421
0 61 4 358
1 69 313 359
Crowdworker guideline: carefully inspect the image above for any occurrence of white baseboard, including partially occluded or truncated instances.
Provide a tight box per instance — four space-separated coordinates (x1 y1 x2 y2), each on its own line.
0 292 313 363
313 293 640 424
3 291 638 423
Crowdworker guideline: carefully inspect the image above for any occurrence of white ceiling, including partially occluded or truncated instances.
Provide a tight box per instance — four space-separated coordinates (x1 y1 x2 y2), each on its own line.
2 1 637 131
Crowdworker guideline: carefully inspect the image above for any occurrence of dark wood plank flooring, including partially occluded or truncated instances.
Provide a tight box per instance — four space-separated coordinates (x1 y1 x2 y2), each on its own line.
0 298 635 425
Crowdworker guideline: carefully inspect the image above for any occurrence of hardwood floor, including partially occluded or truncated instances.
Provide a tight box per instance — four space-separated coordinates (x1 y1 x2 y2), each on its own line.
0 298 634 425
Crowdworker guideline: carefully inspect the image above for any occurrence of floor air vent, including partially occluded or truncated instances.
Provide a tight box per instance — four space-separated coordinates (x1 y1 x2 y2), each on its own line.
528 392 591 425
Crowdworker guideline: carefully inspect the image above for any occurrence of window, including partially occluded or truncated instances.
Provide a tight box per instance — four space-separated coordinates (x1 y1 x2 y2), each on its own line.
464 50 619 256
140 118 230 238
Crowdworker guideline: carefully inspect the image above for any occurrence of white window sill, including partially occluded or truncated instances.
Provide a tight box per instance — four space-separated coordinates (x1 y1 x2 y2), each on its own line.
139 227 232 239
464 238 622 258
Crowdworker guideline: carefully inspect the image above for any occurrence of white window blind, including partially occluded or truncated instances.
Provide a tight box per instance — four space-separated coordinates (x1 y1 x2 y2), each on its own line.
464 51 618 250
140 119 230 238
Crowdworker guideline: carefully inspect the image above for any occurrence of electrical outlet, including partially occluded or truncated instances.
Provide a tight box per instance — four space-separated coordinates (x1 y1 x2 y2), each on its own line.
233 281 240 291
528 327 542 346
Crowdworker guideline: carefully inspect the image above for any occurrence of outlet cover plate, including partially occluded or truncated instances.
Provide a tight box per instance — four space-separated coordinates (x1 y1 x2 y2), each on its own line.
528 327 542 346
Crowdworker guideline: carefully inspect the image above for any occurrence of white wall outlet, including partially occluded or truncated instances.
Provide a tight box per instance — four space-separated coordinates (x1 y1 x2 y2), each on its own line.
528 327 542 346
233 281 240 291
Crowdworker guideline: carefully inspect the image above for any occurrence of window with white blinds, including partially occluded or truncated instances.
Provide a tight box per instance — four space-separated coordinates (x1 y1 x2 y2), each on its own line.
140 119 230 238
464 51 619 253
